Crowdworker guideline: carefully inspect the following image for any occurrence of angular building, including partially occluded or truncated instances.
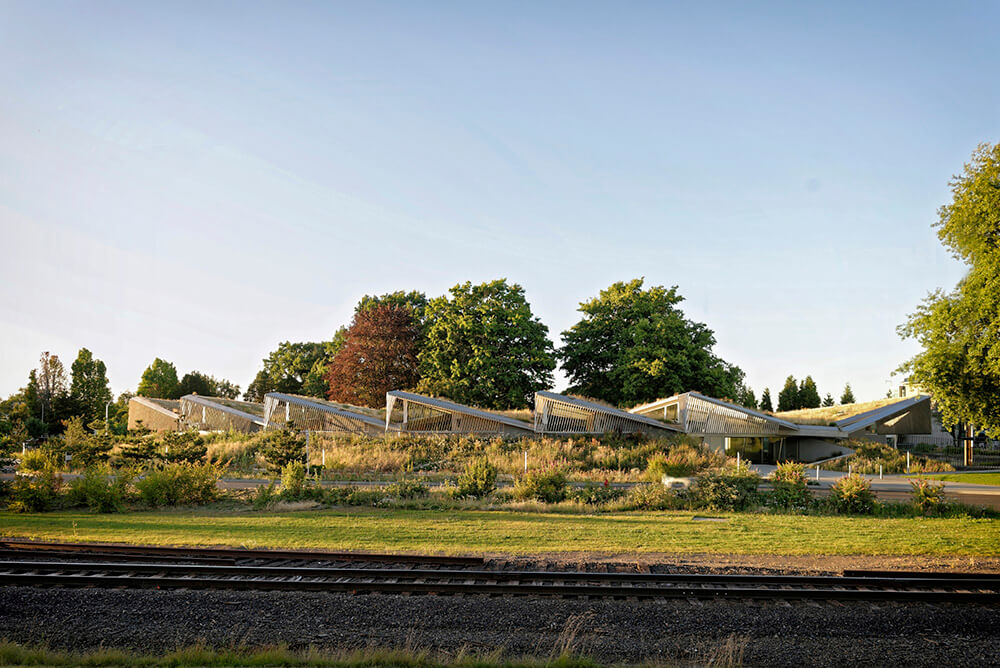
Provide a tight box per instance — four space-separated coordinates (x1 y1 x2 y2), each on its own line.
534 391 681 435
630 392 932 464
179 395 266 433
127 397 182 432
386 390 535 435
262 392 386 435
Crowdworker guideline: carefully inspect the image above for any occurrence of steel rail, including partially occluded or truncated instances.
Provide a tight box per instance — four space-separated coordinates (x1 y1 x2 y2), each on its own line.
0 541 482 566
1 568 997 602
1 560 999 602
2 560 999 590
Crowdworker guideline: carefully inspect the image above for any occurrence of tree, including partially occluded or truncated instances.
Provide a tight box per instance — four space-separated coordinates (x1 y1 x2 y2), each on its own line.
822 393 835 407
36 352 69 425
137 358 180 399
777 376 799 412
357 290 428 329
899 143 1000 434
735 384 757 410
70 348 112 422
759 388 773 412
840 383 856 405
418 279 556 409
177 371 241 399
559 279 744 406
326 305 421 407
798 376 821 409
244 342 329 402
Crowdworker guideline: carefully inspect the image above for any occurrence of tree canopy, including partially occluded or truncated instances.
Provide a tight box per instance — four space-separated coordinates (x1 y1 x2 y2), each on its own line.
840 383 856 405
777 375 799 412
326 304 421 407
798 376 821 409
559 279 743 406
899 142 1000 433
417 279 555 409
759 387 773 412
244 342 329 402
137 358 180 399
177 371 240 399
69 348 112 422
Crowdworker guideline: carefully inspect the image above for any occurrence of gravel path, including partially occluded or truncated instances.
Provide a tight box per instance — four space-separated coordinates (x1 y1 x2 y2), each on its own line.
1 586 998 666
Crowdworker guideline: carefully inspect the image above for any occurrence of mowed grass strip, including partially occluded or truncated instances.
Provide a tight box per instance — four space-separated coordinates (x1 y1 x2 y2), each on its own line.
1 508 998 556
914 472 1000 486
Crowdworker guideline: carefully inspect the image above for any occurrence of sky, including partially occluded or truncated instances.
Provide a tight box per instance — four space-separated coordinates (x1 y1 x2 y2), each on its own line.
0 1 997 404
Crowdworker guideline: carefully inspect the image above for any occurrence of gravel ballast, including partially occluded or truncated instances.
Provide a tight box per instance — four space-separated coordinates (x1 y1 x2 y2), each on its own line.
1 586 999 666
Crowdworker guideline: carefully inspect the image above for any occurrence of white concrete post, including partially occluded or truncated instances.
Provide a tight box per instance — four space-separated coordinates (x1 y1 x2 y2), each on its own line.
523 450 528 473
848 464 852 476
879 464 883 480
906 451 911 473
736 452 741 470
815 466 820 481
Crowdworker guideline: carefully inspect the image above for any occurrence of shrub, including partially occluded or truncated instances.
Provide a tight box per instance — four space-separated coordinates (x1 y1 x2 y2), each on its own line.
135 463 219 507
825 440 955 474
117 439 159 467
616 483 677 511
7 469 61 512
769 461 812 509
67 466 134 513
162 432 208 464
570 483 625 505
19 448 60 472
829 474 876 514
252 480 279 510
386 479 429 499
695 468 760 511
260 428 305 472
645 443 721 480
513 469 568 503
456 459 498 498
910 478 947 515
280 461 307 497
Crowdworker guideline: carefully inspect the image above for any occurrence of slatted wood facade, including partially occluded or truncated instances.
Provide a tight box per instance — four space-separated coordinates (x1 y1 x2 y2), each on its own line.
262 393 386 435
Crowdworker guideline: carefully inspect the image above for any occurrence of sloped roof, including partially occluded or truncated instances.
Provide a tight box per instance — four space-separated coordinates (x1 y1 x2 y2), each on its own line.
181 394 266 426
266 392 386 429
386 390 534 431
537 391 681 432
631 392 799 431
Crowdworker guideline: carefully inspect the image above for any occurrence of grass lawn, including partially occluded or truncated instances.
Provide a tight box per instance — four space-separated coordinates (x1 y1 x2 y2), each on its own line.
2 507 998 556
912 472 1000 486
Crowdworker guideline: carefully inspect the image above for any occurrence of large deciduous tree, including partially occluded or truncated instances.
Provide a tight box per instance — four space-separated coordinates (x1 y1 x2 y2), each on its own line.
137 358 180 399
69 348 113 422
177 371 241 399
899 143 1000 433
326 305 421 407
244 342 329 402
558 279 744 406
417 280 556 409
36 352 70 426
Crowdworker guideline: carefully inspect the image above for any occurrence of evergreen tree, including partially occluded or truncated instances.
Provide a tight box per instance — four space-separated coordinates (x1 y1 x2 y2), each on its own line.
822 393 835 407
735 383 757 409
177 371 240 398
840 383 856 404
70 348 113 422
798 375 821 409
777 375 799 411
759 388 773 412
137 358 180 399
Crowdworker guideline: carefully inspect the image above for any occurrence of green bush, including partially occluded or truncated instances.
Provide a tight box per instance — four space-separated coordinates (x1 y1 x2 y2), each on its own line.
7 469 61 512
162 432 208 464
645 443 722 480
512 469 568 503
829 474 876 514
456 459 498 498
280 461 307 497
695 468 760 511
252 480 279 510
19 448 60 472
386 479 429 499
135 463 219 507
616 483 677 511
570 483 625 505
910 478 947 515
260 428 305 472
769 461 812 509
825 440 954 474
67 466 134 513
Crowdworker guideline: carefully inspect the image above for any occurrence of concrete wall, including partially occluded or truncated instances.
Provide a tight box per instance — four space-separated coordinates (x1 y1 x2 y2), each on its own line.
127 397 181 432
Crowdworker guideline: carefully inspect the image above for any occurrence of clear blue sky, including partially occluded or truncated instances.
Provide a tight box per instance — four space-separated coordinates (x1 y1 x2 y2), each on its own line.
1 1 996 403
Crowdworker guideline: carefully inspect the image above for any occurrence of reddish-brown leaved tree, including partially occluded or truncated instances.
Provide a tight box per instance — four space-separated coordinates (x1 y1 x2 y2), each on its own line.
325 305 420 407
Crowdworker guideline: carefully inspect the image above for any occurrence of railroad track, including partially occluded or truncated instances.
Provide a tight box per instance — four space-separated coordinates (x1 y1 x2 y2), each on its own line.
1 541 998 603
